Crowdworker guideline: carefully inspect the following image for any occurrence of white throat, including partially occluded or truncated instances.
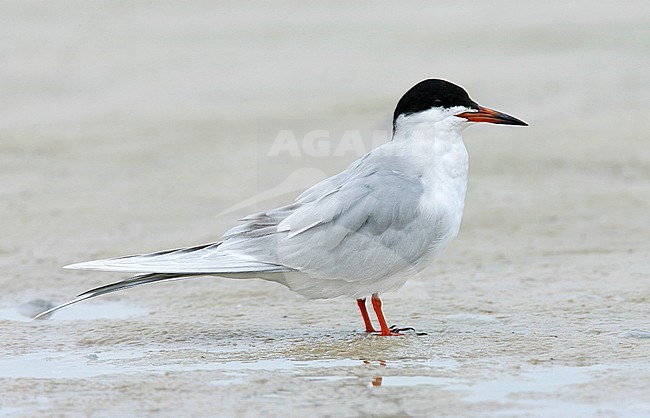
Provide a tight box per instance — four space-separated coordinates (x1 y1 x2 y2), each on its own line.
392 106 469 142
389 107 470 255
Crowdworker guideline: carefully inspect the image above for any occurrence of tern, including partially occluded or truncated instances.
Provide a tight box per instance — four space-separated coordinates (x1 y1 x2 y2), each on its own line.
35 79 527 335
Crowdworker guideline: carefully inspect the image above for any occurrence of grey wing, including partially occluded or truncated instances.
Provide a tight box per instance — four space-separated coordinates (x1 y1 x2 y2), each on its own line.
64 242 291 274
47 155 441 316
272 162 437 283
67 165 360 275
67 155 437 282
211 157 365 265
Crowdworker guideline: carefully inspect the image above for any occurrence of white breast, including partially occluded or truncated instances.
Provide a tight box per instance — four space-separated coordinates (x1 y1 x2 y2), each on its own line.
393 108 470 269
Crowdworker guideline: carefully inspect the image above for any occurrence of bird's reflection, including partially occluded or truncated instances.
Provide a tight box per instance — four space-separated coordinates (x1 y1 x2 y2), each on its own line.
362 359 386 387
362 359 387 367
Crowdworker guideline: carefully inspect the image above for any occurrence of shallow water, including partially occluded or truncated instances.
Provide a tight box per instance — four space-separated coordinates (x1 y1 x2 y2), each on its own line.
1 1 649 416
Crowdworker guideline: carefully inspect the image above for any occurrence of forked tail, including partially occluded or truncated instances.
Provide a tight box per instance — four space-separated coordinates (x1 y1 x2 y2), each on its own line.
32 272 198 320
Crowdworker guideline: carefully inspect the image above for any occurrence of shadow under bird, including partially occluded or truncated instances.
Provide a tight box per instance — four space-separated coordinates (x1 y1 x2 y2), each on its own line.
35 79 527 336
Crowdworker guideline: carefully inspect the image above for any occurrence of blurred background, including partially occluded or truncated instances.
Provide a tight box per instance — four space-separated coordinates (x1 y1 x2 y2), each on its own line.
1 1 648 416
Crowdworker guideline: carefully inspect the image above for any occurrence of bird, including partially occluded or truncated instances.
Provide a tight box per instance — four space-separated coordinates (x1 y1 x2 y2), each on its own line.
34 79 527 335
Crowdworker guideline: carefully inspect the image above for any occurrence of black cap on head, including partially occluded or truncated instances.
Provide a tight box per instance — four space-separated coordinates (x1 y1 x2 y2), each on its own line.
393 79 479 125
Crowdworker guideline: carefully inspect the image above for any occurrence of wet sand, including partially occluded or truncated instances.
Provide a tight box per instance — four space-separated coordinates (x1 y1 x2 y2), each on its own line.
1 1 649 416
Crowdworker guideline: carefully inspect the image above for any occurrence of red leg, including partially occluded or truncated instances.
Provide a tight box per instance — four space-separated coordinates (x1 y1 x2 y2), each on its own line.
357 298 377 333
371 294 401 336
